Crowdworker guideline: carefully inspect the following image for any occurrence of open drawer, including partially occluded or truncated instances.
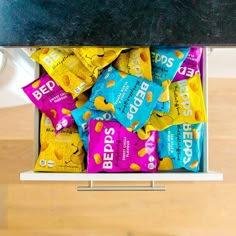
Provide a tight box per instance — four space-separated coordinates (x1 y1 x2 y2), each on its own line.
20 47 223 185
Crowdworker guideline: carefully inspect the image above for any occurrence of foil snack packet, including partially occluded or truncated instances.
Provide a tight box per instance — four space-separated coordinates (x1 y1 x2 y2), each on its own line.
22 74 76 133
72 47 126 79
87 66 163 131
34 114 85 172
31 48 96 98
173 47 203 82
151 47 189 112
71 102 116 151
75 93 89 108
148 73 207 131
114 47 152 81
158 123 204 172
87 120 159 173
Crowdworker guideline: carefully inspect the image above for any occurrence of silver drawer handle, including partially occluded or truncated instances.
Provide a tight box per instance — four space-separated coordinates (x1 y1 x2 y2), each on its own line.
77 180 166 191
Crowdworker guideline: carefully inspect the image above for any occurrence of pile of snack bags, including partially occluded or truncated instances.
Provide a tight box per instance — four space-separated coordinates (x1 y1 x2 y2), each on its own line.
22 47 207 173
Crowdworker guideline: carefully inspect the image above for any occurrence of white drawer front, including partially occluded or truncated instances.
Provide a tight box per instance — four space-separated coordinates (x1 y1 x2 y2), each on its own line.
20 171 223 182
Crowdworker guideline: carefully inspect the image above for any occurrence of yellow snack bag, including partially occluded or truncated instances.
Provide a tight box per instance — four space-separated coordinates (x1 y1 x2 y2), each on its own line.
34 114 85 172
72 47 126 78
75 92 88 108
113 48 152 81
31 48 95 98
148 73 207 131
57 48 73 54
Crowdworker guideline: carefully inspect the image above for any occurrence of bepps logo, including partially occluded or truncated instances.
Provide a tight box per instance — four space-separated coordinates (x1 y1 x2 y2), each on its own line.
151 52 174 68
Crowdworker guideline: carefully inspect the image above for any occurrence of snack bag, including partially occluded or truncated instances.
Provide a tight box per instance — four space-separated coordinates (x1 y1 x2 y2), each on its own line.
71 102 116 151
173 47 203 82
34 114 85 172
151 47 189 112
75 93 89 108
22 74 76 133
87 66 163 131
57 48 73 54
148 73 207 131
31 48 95 98
72 47 126 79
87 120 159 173
114 47 152 81
158 123 204 172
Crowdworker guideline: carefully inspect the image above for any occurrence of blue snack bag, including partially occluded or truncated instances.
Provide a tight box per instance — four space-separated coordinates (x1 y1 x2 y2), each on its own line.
158 123 204 172
71 102 116 151
87 66 163 131
151 47 190 112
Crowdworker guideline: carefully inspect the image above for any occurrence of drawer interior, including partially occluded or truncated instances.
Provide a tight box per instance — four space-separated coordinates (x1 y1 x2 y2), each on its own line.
20 47 223 182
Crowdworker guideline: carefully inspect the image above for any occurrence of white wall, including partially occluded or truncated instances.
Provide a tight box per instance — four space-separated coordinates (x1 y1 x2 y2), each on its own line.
208 48 236 78
0 48 34 108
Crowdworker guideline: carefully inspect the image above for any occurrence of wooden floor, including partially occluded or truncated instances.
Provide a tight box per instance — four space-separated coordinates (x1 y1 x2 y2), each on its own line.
0 78 236 235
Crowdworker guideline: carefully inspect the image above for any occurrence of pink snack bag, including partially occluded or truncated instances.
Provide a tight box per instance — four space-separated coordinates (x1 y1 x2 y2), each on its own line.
22 74 76 133
172 47 203 82
87 120 159 173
